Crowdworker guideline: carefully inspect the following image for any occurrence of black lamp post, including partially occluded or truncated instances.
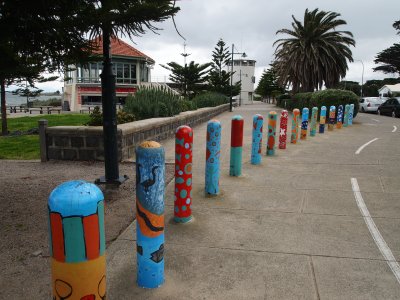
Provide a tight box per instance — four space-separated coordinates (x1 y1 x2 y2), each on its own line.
229 43 246 112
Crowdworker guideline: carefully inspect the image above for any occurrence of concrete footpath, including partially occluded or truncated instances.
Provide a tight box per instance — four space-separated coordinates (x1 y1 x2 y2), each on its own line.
107 102 400 299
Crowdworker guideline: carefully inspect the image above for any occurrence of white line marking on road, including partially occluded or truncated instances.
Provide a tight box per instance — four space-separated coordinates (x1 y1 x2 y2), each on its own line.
364 123 377 126
351 178 400 285
393 126 397 133
371 118 381 123
355 138 379 155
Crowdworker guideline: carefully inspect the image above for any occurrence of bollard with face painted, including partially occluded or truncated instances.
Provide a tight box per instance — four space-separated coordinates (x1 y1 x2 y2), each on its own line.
230 115 244 176
251 114 263 165
174 126 193 223
300 108 309 140
48 180 106 300
266 111 277 155
310 107 318 136
319 106 327 133
278 110 288 149
136 141 165 288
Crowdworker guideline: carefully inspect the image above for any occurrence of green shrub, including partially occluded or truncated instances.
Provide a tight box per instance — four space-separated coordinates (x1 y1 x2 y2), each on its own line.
124 86 187 120
192 92 229 108
85 106 136 126
276 94 292 107
31 98 62 107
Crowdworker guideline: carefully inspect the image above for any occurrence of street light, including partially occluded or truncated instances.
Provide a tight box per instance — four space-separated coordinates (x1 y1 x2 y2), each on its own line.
355 59 364 98
229 44 246 112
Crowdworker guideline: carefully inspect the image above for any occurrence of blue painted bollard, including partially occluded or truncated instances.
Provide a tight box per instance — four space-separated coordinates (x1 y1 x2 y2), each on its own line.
205 120 221 195
136 141 165 288
266 111 277 156
344 104 350 127
328 106 336 131
230 115 244 176
337 105 344 129
310 107 318 136
349 104 354 125
48 180 106 299
319 106 327 133
300 108 309 140
251 114 263 165
291 109 300 143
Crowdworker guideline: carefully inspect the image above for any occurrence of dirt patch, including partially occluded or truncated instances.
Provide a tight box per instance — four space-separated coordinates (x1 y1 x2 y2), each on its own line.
0 160 174 299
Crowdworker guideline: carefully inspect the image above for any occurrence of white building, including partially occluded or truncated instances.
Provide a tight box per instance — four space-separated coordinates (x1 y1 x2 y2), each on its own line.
64 36 154 112
227 59 256 105
378 83 400 98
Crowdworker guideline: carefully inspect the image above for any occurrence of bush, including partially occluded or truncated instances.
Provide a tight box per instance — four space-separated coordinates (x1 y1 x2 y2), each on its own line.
276 89 359 119
85 106 136 126
124 86 188 120
31 98 62 107
192 92 229 108
276 94 292 107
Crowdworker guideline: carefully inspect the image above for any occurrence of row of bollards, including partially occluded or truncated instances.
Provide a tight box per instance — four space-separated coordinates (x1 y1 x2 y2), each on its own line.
48 103 356 297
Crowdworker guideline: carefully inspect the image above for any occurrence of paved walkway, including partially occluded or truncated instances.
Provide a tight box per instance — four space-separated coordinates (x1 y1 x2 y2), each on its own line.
107 102 400 299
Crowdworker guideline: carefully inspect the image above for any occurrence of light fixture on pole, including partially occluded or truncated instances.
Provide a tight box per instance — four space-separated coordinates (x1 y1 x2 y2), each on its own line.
229 44 246 112
355 59 364 98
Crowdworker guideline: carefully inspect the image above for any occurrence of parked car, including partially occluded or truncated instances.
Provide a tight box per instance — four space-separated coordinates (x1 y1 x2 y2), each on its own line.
377 97 400 117
359 97 385 113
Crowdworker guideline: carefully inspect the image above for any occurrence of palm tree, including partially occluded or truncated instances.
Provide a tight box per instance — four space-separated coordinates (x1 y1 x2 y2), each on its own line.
273 8 355 93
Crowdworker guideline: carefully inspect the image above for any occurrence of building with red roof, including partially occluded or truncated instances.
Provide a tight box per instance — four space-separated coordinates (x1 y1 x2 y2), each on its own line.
63 36 155 112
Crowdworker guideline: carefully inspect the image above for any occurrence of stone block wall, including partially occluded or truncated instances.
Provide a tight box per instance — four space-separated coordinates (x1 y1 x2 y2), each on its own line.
41 104 229 161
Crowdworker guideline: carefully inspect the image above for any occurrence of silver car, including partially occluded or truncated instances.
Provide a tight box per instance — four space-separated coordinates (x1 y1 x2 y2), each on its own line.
359 97 385 113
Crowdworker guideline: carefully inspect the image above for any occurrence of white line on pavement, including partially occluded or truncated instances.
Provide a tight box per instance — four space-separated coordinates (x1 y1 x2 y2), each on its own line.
355 138 379 155
371 118 381 123
393 126 397 133
351 178 400 285
364 123 377 126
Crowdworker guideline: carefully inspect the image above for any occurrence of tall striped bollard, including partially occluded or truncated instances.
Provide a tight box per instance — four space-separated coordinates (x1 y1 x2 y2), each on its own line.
230 115 244 176
205 120 221 195
328 106 336 131
278 110 288 149
349 104 354 125
48 180 106 299
337 105 344 129
319 106 327 133
174 126 193 223
291 108 300 144
251 114 263 165
266 111 277 156
136 141 165 288
310 107 318 136
300 108 309 140
344 104 350 127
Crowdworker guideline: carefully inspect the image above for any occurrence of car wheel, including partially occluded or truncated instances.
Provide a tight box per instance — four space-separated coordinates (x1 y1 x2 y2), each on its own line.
377 109 381 115
392 111 396 118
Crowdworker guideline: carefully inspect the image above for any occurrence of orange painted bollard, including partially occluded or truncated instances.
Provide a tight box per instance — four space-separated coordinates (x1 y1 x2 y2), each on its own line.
48 180 106 299
290 109 300 144
174 126 193 223
328 106 336 131
278 110 288 149
266 111 277 156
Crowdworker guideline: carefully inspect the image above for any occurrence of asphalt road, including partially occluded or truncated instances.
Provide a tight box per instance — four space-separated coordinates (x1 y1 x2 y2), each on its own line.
106 102 400 299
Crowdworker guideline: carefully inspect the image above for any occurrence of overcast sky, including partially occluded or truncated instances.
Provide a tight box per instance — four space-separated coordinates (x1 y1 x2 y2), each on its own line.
37 0 399 92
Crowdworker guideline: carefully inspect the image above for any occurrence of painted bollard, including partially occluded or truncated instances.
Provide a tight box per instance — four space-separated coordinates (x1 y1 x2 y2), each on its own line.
319 106 327 133
230 115 244 176
174 126 193 223
349 104 354 125
344 104 350 127
328 106 336 131
136 141 165 288
337 105 344 129
300 108 309 140
48 180 106 299
251 114 263 165
205 120 221 195
310 107 318 136
266 111 277 156
291 108 300 144
279 110 288 149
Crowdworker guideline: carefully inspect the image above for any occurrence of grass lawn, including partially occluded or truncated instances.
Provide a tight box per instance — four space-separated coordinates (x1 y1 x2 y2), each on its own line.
1 114 91 160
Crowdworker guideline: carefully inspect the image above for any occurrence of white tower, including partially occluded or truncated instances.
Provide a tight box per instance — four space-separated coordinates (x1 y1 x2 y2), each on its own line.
228 59 256 105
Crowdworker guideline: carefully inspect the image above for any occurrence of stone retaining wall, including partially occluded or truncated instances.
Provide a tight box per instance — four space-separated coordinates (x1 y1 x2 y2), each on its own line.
40 104 229 161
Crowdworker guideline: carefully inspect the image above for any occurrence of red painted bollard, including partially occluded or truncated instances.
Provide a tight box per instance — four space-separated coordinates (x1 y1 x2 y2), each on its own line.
279 110 288 149
174 126 193 223
230 115 244 176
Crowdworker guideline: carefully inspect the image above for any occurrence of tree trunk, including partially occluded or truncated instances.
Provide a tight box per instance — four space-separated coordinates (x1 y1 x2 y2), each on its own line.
1 78 8 136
